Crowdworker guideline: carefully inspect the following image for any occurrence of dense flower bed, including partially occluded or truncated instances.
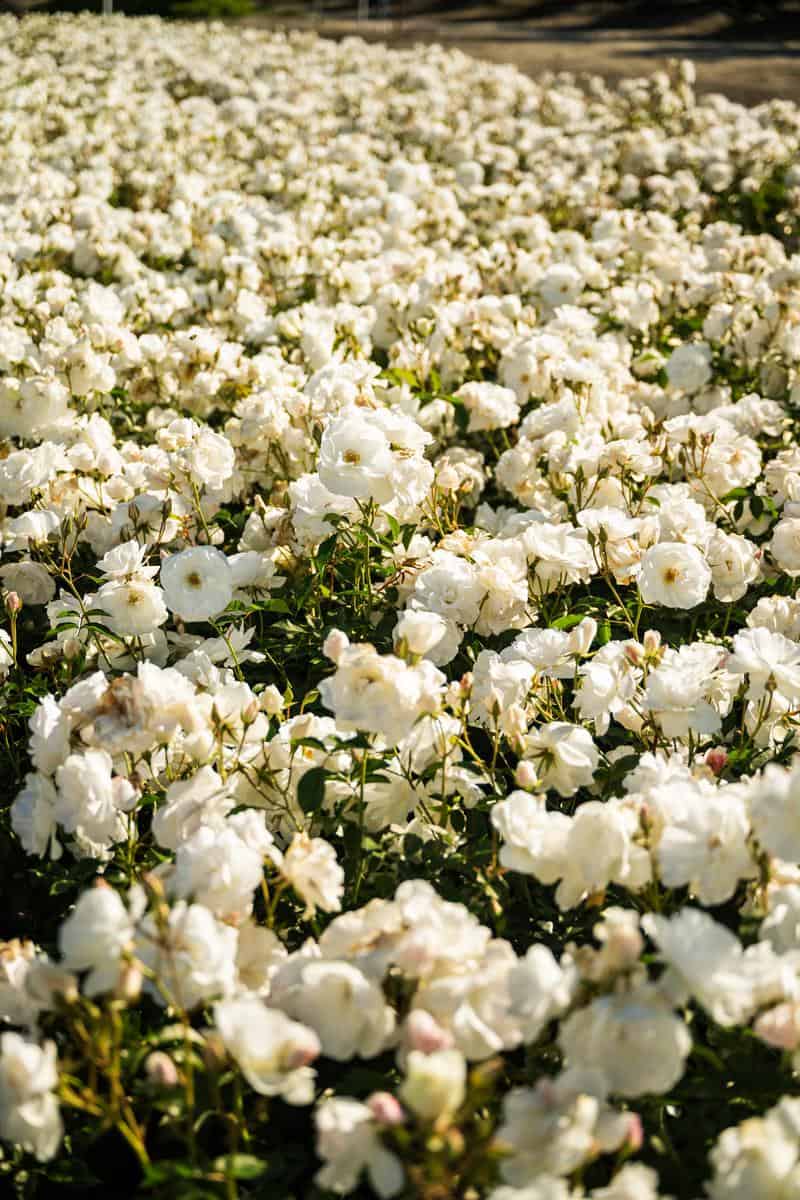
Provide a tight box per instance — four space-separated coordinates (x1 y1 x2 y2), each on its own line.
2 13 800 1198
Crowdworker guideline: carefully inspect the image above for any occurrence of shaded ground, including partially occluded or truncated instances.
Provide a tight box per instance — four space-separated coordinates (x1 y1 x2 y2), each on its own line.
244 1 800 106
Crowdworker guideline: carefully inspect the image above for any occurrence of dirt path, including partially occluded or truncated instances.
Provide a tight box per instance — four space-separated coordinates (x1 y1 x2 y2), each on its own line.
243 6 800 106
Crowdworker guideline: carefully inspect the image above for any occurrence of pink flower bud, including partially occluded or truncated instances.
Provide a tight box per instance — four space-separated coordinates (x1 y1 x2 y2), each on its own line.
515 761 539 790
285 1028 321 1069
367 1092 405 1126
626 1112 644 1151
624 643 644 667
145 1051 179 1088
705 747 728 776
4 591 21 616
755 1003 800 1051
406 1009 454 1054
642 629 662 656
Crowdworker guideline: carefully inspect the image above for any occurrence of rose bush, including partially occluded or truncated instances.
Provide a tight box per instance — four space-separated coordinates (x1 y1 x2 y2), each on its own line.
1 12 800 1200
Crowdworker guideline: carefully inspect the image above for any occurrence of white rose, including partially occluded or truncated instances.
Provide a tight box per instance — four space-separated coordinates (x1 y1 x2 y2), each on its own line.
160 546 233 623
137 901 237 1012
214 997 319 1105
93 578 168 638
275 959 395 1061
317 408 395 502
282 833 344 917
58 885 135 997
638 542 711 609
315 1097 404 1198
558 986 691 1097
520 723 599 797
0 1033 62 1162
770 518 800 577
666 342 713 392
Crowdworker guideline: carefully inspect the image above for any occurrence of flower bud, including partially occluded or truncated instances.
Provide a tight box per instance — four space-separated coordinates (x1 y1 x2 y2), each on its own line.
259 685 284 715
567 617 597 657
405 1010 454 1054
63 637 83 662
755 1002 800 1051
626 1112 644 1152
399 1049 466 1125
642 629 662 657
116 962 143 1003
514 760 539 791
283 1026 321 1070
4 591 21 616
367 1092 405 1126
705 747 728 776
145 1051 179 1088
323 629 349 664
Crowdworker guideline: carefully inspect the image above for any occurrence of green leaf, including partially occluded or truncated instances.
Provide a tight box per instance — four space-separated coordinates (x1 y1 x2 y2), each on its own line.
551 613 585 631
212 1154 267 1181
297 766 327 814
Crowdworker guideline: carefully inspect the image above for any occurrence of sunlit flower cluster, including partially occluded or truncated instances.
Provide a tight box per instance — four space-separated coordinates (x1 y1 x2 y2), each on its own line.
2 12 800 1198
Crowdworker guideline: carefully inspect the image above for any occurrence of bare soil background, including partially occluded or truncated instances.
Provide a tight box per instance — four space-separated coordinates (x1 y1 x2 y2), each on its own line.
244 1 800 106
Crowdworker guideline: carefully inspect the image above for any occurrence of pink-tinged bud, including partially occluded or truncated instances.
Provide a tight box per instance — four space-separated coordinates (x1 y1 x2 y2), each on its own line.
367 1092 405 1126
4 591 21 616
285 1028 321 1070
705 747 728 776
406 1010 454 1054
626 1112 644 1151
624 643 644 667
145 1051 179 1088
515 761 539 791
642 629 661 656
755 1003 800 1051
242 699 260 726
323 630 349 664
459 672 473 693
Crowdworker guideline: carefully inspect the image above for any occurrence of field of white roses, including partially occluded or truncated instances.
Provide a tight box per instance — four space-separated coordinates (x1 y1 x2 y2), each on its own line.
2 12 800 1199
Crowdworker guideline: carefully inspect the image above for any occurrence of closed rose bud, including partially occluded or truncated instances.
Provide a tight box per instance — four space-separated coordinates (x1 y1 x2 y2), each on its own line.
63 637 83 662
283 1026 321 1070
405 1010 453 1054
323 629 349 664
626 1112 644 1151
116 962 142 1003
705 747 728 775
259 685 283 715
4 591 21 616
514 760 539 791
145 1051 179 1088
643 629 662 656
367 1092 405 1126
755 1002 800 1051
399 1049 466 1125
